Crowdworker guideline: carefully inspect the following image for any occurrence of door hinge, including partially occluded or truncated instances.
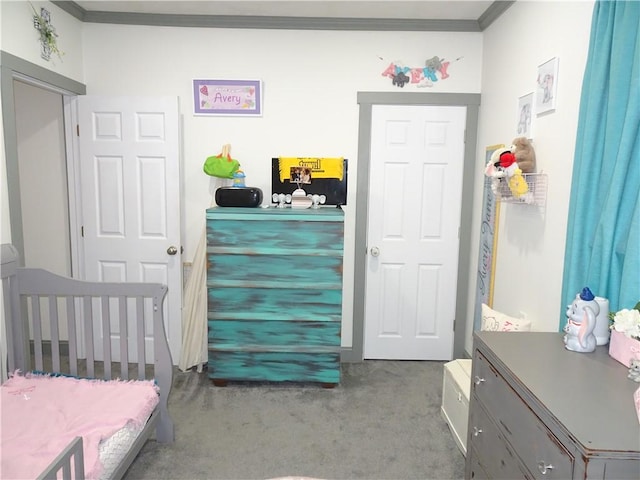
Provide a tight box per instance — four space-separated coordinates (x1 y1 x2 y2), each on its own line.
453 319 456 332
76 124 79 136
81 226 84 237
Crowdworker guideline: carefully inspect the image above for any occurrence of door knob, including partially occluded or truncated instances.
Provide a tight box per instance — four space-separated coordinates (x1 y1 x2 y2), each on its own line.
370 246 380 257
167 246 178 255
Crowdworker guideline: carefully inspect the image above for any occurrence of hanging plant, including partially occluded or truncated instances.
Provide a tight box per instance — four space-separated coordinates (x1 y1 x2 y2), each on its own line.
31 4 64 61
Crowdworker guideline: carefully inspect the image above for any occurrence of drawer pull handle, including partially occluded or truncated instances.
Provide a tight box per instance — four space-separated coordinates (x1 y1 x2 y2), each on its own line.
538 461 554 475
473 427 482 437
474 376 485 385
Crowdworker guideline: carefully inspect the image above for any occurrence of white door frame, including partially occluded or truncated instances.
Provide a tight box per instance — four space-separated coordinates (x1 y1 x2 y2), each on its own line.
348 92 481 362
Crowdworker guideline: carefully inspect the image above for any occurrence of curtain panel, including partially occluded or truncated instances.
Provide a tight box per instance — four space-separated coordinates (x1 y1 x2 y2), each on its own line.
561 0 640 327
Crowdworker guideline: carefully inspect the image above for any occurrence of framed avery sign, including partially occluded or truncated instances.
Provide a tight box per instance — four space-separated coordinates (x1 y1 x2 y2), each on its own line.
193 79 262 116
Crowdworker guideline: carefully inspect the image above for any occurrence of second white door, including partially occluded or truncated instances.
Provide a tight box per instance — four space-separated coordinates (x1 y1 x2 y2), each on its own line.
364 105 466 360
78 96 182 363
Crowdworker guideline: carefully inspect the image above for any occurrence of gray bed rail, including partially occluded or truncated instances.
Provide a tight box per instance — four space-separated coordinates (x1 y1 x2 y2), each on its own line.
36 436 85 480
1 243 174 479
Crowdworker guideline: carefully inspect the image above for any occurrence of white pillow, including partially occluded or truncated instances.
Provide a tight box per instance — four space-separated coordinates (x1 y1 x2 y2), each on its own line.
481 303 532 332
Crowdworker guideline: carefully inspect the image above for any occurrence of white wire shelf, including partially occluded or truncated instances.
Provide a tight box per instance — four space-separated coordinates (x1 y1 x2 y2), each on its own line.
494 173 548 207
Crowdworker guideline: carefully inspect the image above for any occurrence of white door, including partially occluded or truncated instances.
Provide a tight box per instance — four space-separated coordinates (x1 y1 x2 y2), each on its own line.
364 105 466 360
78 96 182 364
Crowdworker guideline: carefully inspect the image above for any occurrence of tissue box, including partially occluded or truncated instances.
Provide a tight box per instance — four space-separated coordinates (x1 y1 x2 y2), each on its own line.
441 359 472 456
608 330 640 368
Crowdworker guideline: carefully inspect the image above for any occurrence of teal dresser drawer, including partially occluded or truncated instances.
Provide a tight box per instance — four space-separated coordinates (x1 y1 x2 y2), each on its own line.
208 320 341 350
207 253 343 288
208 287 342 321
209 352 341 384
206 207 344 386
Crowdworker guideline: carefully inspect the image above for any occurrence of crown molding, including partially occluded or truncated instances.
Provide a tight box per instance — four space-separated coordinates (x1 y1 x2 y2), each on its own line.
52 1 511 32
478 1 515 31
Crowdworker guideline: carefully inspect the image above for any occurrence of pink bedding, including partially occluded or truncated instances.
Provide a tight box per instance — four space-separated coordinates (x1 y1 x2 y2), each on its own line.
1 372 159 479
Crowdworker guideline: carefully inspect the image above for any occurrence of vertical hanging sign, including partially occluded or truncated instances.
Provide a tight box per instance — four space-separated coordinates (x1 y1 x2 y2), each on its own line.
473 145 503 331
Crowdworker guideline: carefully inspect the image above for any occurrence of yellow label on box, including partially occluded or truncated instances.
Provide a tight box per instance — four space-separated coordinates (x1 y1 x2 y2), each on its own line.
278 157 344 182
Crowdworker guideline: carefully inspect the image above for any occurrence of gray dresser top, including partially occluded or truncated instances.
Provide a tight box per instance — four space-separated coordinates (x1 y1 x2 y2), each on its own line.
474 331 640 453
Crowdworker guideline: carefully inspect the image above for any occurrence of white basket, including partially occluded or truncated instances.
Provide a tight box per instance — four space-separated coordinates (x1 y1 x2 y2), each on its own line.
495 173 548 207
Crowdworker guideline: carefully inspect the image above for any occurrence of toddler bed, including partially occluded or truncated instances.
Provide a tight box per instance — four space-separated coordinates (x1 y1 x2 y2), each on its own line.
1 244 174 479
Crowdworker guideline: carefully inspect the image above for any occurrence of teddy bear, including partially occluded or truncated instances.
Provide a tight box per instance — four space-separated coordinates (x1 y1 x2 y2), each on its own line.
511 137 536 173
628 358 640 382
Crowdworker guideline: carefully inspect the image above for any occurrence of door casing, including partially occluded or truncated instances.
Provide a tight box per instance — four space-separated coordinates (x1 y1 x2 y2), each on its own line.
364 104 467 360
349 92 480 362
1 51 86 268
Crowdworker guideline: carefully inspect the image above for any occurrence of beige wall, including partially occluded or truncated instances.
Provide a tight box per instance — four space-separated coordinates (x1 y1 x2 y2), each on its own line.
0 1 84 81
1 0 596 355
79 23 484 347
465 0 594 352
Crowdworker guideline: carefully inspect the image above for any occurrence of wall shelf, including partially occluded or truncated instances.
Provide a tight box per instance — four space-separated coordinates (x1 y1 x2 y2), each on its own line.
494 173 548 207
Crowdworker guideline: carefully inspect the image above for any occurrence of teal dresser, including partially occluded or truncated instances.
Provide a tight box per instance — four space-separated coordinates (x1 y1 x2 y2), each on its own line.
206 207 344 386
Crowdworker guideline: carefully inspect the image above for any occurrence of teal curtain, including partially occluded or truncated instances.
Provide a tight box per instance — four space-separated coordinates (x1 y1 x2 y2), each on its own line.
560 0 640 326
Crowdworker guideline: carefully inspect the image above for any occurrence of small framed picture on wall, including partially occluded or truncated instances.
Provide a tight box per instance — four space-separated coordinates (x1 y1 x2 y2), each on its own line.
536 57 559 115
193 79 262 116
517 92 534 138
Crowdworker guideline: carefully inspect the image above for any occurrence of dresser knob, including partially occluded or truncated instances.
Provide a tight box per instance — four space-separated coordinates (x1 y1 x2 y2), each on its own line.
474 375 485 385
473 427 483 436
538 461 554 475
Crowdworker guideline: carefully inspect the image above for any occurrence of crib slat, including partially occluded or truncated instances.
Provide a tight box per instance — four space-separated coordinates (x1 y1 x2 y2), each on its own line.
101 295 112 379
3 278 17 373
48 295 61 373
66 296 78 376
119 295 128 380
136 296 145 380
83 295 95 378
31 296 44 372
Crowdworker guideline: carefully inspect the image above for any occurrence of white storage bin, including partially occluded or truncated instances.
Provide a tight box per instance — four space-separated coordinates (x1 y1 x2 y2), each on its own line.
441 359 472 455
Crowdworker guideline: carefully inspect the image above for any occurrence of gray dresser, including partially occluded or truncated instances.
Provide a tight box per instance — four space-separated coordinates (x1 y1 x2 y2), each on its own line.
466 332 640 479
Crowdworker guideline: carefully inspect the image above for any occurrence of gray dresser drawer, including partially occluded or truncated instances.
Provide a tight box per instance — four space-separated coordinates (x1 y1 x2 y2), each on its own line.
469 400 531 479
466 446 491 480
473 351 574 479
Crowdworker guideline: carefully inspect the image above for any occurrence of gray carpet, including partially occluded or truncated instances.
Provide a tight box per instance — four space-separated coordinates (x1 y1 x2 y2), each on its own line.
123 361 466 480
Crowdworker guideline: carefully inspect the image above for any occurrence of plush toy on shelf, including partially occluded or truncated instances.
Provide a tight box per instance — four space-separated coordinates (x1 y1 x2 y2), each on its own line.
484 146 529 199
511 136 536 173
484 146 509 194
499 150 529 198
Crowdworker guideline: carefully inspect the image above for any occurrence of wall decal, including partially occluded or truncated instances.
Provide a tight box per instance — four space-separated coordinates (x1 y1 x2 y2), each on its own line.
379 56 463 88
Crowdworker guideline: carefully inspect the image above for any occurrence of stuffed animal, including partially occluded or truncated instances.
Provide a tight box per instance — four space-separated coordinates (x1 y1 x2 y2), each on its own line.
629 359 640 382
485 147 529 198
511 137 536 173
484 147 510 195
499 151 529 198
